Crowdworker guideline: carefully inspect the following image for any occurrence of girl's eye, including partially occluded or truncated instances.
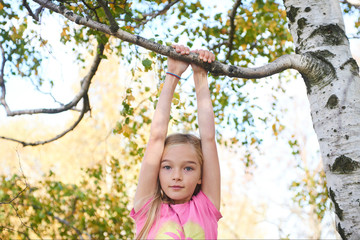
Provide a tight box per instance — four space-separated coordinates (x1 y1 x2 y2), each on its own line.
184 167 193 171
163 166 171 170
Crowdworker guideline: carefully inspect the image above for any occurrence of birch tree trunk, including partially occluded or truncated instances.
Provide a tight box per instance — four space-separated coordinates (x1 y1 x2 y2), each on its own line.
283 0 360 238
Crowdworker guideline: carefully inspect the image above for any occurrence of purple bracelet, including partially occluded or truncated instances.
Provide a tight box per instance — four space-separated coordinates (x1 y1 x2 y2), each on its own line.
166 72 181 79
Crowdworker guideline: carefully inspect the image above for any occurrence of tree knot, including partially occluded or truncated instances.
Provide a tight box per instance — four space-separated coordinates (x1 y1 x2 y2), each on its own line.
331 155 360 174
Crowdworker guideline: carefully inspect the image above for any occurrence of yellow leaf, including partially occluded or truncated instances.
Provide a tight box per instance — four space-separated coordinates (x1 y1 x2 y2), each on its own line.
105 43 111 53
216 84 220 93
127 95 135 101
241 44 247 51
40 40 48 47
124 26 134 32
272 124 278 136
172 98 179 105
0 3 3 11
122 125 132 137
61 27 67 37
279 124 285 132
159 83 164 92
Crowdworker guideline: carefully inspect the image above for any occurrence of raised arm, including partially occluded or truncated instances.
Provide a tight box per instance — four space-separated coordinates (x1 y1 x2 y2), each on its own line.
133 45 190 212
191 50 221 210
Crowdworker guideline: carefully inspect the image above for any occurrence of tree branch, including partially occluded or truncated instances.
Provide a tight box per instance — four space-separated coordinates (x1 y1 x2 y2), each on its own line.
45 211 91 240
341 0 360 8
0 226 31 240
134 0 181 27
2 42 104 116
0 42 105 146
0 42 11 114
0 96 87 146
32 0 330 80
97 0 119 32
225 0 242 61
22 0 41 21
0 153 42 239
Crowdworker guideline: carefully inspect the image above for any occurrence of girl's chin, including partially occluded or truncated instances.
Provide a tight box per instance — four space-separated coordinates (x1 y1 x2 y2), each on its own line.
165 193 191 204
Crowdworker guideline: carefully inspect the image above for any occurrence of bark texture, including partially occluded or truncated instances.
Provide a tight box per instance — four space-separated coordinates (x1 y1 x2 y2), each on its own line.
284 0 360 239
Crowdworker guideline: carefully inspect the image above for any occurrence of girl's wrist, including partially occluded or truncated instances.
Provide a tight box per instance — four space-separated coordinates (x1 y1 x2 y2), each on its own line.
193 71 207 79
166 72 181 80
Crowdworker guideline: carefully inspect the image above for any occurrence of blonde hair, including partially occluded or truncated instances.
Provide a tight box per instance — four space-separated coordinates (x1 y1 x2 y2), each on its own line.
136 133 203 239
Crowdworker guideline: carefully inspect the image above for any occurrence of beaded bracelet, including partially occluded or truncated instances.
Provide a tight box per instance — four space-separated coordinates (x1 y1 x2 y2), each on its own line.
166 72 181 79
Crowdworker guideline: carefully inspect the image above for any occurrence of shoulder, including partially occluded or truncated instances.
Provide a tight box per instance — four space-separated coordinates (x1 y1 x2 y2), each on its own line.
130 197 153 221
191 191 222 221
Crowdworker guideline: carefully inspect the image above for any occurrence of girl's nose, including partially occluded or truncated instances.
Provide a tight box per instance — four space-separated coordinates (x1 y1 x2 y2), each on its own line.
172 169 182 180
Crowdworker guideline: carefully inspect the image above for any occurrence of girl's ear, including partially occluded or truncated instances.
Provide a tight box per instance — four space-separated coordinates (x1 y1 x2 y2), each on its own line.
197 178 202 185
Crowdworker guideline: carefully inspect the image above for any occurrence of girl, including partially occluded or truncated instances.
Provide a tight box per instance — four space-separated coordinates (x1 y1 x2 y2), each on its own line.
130 44 221 239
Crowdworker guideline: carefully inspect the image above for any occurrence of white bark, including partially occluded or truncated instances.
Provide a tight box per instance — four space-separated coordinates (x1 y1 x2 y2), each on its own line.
284 0 360 239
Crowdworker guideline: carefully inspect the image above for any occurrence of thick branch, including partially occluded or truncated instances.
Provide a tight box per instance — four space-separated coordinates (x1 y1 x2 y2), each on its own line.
3 42 104 116
32 0 328 80
225 0 242 61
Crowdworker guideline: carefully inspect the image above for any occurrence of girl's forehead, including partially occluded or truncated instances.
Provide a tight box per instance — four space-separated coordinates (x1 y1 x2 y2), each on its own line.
164 143 196 153
165 143 195 150
162 143 200 162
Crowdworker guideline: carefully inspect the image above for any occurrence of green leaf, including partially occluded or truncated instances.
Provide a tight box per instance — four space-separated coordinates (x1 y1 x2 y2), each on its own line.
142 58 152 71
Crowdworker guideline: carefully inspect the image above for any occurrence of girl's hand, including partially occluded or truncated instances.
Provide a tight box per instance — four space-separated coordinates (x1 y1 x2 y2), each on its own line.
167 44 190 77
191 49 215 75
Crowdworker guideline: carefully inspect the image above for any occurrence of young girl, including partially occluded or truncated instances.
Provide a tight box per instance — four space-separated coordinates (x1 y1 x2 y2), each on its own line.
130 44 221 239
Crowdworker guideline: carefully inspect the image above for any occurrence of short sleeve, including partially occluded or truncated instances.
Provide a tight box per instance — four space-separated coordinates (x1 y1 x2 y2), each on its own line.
195 191 222 221
130 197 152 221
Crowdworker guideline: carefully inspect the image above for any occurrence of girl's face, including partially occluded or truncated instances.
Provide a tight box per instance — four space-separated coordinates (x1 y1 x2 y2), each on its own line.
159 143 202 204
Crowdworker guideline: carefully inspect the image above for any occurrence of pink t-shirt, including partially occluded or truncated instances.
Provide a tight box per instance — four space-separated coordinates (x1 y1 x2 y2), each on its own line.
130 191 222 239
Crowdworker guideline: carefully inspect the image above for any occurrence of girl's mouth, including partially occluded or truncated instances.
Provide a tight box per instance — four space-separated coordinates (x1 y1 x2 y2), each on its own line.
170 185 184 189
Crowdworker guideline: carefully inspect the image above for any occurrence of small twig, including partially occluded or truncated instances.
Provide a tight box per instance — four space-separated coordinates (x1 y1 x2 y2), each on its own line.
46 211 88 240
97 0 119 32
0 226 31 240
134 0 181 27
0 92 86 146
1 42 104 116
0 42 11 114
225 0 242 61
22 0 40 21
0 152 43 239
0 42 105 146
81 0 101 22
0 151 29 205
